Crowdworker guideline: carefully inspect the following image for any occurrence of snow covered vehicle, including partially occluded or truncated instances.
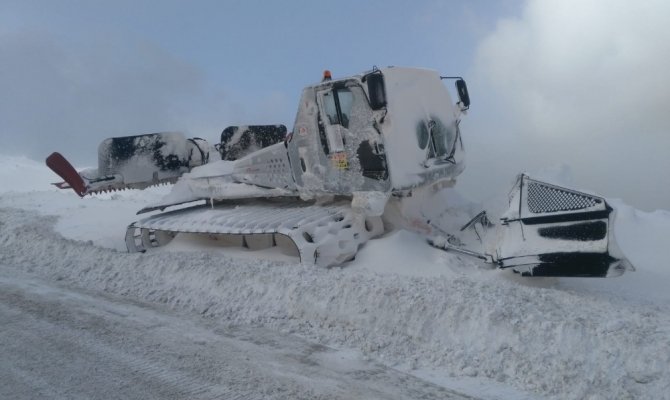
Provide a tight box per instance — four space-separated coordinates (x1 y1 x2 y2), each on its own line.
46 67 633 277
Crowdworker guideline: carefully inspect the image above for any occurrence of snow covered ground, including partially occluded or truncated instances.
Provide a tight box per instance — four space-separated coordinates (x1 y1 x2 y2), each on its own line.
1 270 473 400
1 154 669 399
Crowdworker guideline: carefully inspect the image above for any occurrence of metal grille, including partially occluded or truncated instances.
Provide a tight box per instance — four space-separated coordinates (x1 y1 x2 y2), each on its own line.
527 182 600 213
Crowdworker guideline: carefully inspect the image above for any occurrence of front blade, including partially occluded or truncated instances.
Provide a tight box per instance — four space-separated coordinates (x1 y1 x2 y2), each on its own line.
97 132 194 181
495 174 633 277
47 132 209 196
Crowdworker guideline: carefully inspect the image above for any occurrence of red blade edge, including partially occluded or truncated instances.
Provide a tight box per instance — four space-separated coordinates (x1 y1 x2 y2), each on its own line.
45 152 87 197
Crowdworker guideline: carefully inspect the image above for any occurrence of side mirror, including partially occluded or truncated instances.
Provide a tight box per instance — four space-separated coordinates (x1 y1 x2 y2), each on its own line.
455 79 470 109
441 76 471 110
365 72 387 110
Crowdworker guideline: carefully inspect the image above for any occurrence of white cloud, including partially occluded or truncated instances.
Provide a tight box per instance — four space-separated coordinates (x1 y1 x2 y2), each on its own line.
461 0 670 211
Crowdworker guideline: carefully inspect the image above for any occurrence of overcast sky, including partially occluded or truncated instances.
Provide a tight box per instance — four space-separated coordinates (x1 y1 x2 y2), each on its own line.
1 0 668 211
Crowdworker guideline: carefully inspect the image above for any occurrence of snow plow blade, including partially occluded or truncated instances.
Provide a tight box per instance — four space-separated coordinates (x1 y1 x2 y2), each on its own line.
125 199 384 268
92 132 209 190
494 175 633 277
46 132 210 196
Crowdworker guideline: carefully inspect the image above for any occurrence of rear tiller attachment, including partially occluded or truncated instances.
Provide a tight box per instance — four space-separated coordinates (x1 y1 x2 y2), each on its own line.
437 175 634 277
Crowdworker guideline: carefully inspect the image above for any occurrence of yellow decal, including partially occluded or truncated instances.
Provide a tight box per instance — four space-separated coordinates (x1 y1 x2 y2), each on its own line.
330 152 349 170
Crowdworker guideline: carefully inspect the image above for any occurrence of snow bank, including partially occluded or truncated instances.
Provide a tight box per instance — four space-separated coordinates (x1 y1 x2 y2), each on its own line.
1 154 670 400
0 155 61 193
2 208 670 399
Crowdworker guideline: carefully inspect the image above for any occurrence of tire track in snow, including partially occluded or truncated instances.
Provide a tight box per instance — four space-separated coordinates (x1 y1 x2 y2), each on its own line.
0 269 473 400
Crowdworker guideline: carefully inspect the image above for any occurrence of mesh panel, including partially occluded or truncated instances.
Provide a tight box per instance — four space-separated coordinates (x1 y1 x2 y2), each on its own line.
527 182 600 213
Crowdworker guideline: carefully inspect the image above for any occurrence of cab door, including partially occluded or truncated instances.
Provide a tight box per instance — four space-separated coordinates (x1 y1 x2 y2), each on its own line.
315 83 389 193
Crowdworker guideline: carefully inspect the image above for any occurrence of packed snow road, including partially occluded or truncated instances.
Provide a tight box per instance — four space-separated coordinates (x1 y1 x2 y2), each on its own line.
0 270 472 400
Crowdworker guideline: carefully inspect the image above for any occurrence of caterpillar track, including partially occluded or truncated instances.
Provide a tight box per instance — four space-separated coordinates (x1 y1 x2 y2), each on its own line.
125 199 384 267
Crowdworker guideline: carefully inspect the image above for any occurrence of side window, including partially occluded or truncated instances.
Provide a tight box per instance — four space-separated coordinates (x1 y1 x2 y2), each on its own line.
416 118 455 161
322 89 353 128
323 92 338 125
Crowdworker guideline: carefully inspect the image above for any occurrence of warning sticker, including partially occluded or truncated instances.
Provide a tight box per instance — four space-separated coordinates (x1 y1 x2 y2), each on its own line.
330 152 349 170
